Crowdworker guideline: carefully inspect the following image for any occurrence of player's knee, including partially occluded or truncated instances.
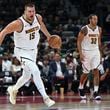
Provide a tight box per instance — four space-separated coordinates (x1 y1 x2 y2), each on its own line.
93 68 99 76
29 62 41 76
32 66 40 75
24 61 41 76
22 64 32 79
93 68 99 73
26 74 31 79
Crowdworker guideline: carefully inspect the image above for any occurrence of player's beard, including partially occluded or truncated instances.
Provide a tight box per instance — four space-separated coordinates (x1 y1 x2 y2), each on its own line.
28 15 34 21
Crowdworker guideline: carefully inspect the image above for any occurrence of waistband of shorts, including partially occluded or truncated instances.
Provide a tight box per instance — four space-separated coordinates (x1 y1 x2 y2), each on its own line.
15 47 36 51
82 48 99 51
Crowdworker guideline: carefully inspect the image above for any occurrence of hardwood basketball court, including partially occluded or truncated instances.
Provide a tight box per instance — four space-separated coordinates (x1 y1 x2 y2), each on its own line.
0 94 110 110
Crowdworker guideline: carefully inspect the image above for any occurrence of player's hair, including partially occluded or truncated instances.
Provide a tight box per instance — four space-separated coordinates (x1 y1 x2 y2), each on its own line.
88 14 97 20
88 14 97 23
24 2 35 10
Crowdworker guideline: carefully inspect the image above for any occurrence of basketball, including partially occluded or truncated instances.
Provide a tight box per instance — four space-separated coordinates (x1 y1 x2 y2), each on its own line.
48 35 62 49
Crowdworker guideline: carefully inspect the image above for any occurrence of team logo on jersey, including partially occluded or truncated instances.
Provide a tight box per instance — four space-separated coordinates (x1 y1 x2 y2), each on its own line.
88 34 98 37
25 26 39 34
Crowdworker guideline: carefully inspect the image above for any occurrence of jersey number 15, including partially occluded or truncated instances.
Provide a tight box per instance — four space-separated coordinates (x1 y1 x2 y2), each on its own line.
30 32 35 40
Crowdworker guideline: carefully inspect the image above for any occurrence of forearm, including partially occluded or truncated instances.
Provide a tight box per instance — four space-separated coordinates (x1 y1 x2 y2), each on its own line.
99 42 103 61
77 41 82 55
0 30 6 45
98 27 103 60
40 23 51 40
37 14 51 40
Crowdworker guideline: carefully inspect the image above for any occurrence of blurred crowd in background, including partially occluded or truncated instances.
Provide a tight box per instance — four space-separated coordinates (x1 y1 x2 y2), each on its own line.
0 0 110 98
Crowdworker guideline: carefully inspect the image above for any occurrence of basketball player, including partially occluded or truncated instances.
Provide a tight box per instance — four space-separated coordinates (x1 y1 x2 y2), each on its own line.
0 3 55 107
77 14 102 100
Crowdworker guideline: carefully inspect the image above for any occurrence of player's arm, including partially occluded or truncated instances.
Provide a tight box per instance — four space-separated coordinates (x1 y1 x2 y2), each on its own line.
98 27 103 61
77 32 84 55
0 20 22 45
36 14 51 40
77 26 87 61
98 27 102 50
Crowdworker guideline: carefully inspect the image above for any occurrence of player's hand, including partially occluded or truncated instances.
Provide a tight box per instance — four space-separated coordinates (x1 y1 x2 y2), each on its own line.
80 53 85 62
100 74 106 81
47 36 51 42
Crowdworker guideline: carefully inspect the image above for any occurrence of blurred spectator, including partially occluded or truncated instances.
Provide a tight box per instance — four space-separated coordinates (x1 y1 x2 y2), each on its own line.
64 18 74 31
42 56 50 77
103 43 110 56
52 24 63 36
41 56 53 94
48 51 55 61
11 57 22 82
0 53 13 95
105 13 110 33
49 53 68 99
2 53 12 72
100 56 110 93
66 53 78 93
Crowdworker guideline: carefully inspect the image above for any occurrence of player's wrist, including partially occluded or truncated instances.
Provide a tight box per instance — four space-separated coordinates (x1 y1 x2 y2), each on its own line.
47 35 51 41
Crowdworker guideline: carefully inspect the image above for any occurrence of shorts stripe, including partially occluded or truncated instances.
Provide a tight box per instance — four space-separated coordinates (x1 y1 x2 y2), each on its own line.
96 63 101 69
20 57 34 62
82 63 90 73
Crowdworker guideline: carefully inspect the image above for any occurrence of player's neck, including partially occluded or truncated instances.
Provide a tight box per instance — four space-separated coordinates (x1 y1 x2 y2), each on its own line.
23 15 34 24
88 24 96 30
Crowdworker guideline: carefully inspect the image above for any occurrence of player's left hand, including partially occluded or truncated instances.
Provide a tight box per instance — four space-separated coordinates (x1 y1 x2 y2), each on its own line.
100 74 106 81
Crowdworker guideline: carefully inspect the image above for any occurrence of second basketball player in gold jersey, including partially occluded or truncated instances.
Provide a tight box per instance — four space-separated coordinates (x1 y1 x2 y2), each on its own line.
0 3 55 107
77 14 102 100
